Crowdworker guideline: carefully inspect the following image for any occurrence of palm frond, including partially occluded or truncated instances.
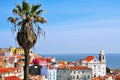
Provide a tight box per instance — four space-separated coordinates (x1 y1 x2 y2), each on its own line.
22 1 30 16
36 9 44 15
34 16 46 23
35 24 45 38
13 8 24 18
12 8 18 14
30 4 41 15
40 17 47 23
16 4 22 13
8 17 18 24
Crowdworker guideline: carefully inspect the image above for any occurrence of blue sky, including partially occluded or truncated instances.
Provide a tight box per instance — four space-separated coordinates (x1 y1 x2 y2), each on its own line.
0 0 120 54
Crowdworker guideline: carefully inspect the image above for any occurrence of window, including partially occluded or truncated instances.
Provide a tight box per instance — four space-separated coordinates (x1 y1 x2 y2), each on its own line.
73 76 75 79
88 75 90 79
94 60 96 62
59 75 61 78
76 75 79 79
82 71 84 74
94 65 96 67
74 71 76 74
84 75 86 79
99 66 100 72
63 70 66 73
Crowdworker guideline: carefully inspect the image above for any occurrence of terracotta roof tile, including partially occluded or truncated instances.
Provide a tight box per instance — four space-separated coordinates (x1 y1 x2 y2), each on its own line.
5 76 21 80
69 66 91 70
57 64 66 69
92 77 100 80
0 68 19 73
16 56 24 59
84 56 94 62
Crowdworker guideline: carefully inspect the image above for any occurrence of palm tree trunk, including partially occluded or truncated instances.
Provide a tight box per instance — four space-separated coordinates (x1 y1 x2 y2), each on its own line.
24 49 30 80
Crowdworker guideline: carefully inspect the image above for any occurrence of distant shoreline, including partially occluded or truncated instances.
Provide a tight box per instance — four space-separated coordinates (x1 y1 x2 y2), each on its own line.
41 53 120 68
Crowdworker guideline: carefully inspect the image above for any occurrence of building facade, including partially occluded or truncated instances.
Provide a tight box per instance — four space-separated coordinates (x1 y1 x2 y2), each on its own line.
77 50 106 77
57 66 92 80
41 67 57 80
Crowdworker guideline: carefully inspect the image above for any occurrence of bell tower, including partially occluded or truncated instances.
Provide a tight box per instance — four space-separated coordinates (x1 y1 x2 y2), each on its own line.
99 50 106 62
99 50 106 76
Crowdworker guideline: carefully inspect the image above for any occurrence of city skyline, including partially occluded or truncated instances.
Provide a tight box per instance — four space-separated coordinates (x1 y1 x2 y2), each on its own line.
0 0 120 54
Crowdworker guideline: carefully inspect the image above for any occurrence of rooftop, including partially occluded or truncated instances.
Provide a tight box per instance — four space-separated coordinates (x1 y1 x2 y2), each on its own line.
84 56 94 62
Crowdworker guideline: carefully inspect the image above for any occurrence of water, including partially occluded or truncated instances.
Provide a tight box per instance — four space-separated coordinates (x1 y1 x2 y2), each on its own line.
41 53 120 68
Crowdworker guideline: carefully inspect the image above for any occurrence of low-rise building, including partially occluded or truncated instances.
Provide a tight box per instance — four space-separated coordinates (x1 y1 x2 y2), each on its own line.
0 68 20 79
41 66 57 80
57 66 92 80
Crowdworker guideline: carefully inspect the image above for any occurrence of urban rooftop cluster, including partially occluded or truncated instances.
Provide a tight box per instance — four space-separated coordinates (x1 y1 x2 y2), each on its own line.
0 47 120 80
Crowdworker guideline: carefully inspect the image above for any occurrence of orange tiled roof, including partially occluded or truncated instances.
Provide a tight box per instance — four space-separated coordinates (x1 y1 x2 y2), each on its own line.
35 57 47 61
92 77 100 80
57 64 66 69
0 68 19 73
68 62 75 65
116 75 120 79
16 56 24 59
84 56 94 62
29 61 34 64
18 62 24 65
0 68 8 73
5 76 21 80
69 66 91 70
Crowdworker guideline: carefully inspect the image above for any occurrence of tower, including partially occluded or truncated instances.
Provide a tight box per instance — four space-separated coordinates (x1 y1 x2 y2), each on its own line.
99 50 106 62
99 50 106 76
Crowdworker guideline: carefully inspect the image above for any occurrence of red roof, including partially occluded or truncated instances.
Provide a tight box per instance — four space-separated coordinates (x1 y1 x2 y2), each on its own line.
0 68 19 73
5 76 21 80
69 66 91 70
57 64 66 69
16 56 24 59
116 75 120 79
84 56 94 62
35 57 47 61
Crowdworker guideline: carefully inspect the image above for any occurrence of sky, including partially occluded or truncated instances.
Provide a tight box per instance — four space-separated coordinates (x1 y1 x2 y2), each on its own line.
0 0 120 54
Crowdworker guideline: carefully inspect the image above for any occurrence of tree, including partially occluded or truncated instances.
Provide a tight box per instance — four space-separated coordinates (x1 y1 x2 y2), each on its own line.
106 67 110 73
8 1 46 80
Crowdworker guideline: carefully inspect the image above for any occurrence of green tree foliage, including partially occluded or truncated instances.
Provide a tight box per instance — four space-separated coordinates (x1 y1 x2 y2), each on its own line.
106 67 110 73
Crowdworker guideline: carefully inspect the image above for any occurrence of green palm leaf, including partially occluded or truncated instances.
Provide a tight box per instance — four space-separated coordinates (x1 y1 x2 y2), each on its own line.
36 9 44 15
16 4 22 13
31 4 41 15
22 1 30 16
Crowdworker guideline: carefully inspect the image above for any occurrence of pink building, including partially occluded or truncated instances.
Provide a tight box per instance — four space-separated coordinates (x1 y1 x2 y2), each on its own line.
32 58 48 67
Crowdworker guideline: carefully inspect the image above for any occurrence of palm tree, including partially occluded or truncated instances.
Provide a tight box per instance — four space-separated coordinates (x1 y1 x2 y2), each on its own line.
8 1 46 80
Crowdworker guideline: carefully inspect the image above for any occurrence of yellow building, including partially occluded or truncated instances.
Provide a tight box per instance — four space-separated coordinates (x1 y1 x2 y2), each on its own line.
9 47 24 55
0 47 24 56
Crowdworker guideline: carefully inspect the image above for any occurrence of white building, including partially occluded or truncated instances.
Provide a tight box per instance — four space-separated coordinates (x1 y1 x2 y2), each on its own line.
48 68 57 80
77 50 106 77
41 67 57 80
57 66 92 80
